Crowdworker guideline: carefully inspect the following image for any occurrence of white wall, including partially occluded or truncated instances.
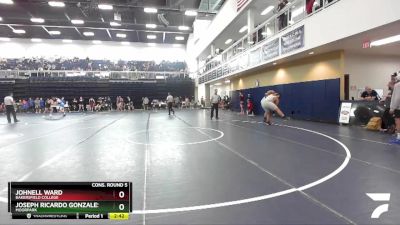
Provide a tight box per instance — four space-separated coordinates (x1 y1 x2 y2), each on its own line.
198 83 206 100
186 34 199 73
193 19 212 42
0 38 186 62
212 84 231 97
345 52 400 99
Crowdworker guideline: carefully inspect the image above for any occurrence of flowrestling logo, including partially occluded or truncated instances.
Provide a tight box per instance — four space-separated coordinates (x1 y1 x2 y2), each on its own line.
366 193 391 219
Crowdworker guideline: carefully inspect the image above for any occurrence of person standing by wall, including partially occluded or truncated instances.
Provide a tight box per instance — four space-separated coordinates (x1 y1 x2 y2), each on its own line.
4 93 19 124
239 92 245 115
390 78 400 143
166 93 175 116
210 89 221 120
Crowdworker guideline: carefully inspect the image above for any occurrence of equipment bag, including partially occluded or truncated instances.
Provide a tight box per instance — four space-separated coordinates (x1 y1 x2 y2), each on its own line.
366 117 382 131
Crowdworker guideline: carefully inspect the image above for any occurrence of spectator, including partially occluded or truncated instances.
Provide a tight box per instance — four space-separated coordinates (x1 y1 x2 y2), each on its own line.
247 98 254 116
89 97 95 112
360 86 380 101
72 98 78 111
385 73 398 105
277 0 289 30
0 102 5 113
390 79 400 143
39 98 45 113
28 97 34 113
78 96 84 112
381 74 398 132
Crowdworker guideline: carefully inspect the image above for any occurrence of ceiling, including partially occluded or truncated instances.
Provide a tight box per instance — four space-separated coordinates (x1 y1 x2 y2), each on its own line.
0 0 207 44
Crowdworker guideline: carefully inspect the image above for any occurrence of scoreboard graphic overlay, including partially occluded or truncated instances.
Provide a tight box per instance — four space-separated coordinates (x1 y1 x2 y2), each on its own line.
8 182 132 220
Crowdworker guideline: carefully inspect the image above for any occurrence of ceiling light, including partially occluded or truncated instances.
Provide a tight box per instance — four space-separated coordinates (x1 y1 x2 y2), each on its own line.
371 34 400 47
92 40 102 44
48 30 61 35
110 21 121 27
207 55 212 59
175 36 184 41
173 44 181 47
62 39 72 43
273 62 277 65
13 29 25 34
48 1 65 7
116 33 126 38
121 41 130 45
144 8 158 13
71 19 84 25
147 34 156 40
185 10 198 16
237 47 245 50
98 4 113 10
225 80 230 83
148 43 156 47
225 39 233 45
30 18 45 23
83 31 94 36
239 26 248 33
309 51 314 55
0 0 13 5
214 83 222 86
261 31 267 36
178 26 189 31
31 38 42 42
248 40 254 44
0 17 3 21
146 24 157 29
261 6 275 15
0 37 10 41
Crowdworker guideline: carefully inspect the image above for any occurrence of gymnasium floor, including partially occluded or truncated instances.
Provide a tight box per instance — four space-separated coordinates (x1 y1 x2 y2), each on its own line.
0 109 399 225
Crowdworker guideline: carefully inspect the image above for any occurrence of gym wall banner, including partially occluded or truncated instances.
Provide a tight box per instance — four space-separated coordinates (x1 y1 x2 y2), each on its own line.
262 38 280 61
249 48 262 66
281 25 305 55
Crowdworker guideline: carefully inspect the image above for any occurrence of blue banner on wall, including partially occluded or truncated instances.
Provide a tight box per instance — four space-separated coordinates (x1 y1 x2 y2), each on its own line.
281 25 305 55
262 38 280 61
249 48 262 66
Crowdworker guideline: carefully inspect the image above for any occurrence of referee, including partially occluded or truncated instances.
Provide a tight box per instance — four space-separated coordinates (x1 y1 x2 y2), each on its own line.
210 89 221 120
166 92 175 115
4 93 19 124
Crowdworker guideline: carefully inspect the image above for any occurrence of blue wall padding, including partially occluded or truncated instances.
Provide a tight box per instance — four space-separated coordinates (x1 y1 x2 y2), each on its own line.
230 78 340 123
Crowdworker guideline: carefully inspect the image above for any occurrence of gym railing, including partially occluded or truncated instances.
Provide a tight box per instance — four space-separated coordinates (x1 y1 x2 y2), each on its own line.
197 0 341 83
0 70 188 80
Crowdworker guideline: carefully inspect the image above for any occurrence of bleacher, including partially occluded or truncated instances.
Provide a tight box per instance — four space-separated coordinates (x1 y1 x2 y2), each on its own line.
0 58 193 108
0 58 186 72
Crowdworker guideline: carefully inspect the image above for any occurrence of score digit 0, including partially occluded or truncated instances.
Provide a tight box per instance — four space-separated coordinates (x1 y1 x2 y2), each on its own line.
119 191 125 199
